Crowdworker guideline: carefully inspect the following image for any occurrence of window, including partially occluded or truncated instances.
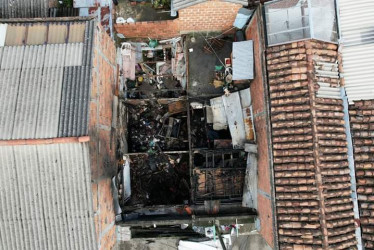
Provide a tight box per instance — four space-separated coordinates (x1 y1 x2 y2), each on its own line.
265 0 338 46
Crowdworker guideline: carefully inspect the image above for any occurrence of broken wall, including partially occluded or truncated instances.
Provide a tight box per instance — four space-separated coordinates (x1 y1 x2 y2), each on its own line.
350 100 374 249
267 40 357 249
90 23 118 250
244 7 275 248
114 0 242 39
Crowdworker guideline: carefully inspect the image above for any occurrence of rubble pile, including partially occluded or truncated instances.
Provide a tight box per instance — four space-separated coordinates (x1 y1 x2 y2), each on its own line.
127 103 188 152
127 154 190 205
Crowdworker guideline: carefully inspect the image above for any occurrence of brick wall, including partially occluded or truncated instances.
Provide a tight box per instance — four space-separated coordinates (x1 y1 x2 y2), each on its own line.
267 40 357 249
90 23 118 250
177 0 241 33
115 20 179 39
114 0 242 39
350 100 374 249
245 9 275 248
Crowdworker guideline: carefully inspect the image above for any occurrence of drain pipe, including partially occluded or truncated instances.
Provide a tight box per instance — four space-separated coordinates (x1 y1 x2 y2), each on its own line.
340 87 363 250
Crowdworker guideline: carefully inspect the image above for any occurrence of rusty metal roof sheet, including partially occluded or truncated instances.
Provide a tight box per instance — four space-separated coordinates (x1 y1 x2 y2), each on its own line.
0 20 94 140
0 142 97 250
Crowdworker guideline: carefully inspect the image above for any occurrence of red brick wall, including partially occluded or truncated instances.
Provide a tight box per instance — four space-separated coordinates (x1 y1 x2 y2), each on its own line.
90 23 117 250
350 100 374 249
115 20 179 39
178 0 241 33
245 9 275 248
267 40 357 249
114 0 242 39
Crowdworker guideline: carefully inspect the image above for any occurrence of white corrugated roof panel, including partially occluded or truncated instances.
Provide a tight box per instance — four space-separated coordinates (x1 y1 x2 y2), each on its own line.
0 143 97 250
339 0 374 103
232 40 254 80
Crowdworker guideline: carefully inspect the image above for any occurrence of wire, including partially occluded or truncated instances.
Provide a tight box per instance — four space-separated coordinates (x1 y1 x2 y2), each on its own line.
198 32 225 67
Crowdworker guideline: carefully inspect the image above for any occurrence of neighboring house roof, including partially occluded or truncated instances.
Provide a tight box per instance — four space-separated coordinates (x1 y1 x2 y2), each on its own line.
0 20 95 140
0 0 49 18
0 142 97 250
339 0 374 103
172 0 248 11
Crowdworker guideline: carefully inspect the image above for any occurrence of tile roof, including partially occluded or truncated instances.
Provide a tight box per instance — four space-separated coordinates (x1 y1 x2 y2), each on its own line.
267 40 357 249
0 20 94 140
0 0 49 18
0 142 97 250
350 100 374 249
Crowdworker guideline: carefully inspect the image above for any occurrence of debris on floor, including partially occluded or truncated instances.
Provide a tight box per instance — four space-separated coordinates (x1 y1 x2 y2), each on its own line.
125 153 190 206
120 37 187 100
127 101 189 152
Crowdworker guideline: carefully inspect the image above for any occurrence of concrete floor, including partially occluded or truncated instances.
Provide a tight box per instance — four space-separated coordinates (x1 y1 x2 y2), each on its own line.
186 34 233 97
118 232 272 250
116 0 174 22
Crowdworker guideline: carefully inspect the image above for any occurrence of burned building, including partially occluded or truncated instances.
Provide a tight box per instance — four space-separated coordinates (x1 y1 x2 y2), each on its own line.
0 0 372 249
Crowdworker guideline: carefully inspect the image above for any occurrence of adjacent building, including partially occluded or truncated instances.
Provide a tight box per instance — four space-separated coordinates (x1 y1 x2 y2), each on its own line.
0 18 117 250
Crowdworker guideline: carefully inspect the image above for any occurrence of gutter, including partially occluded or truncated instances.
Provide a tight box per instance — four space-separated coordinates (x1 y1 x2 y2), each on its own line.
340 87 363 250
0 136 90 146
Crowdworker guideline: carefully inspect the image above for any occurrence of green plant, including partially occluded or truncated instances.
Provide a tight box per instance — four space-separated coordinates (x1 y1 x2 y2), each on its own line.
60 0 73 8
153 0 170 8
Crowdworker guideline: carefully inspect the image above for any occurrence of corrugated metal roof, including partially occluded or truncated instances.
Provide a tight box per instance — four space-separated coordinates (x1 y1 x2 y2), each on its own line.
0 142 97 250
339 0 374 103
172 0 247 11
339 0 374 46
0 20 95 140
0 0 49 18
0 24 6 47
232 40 254 80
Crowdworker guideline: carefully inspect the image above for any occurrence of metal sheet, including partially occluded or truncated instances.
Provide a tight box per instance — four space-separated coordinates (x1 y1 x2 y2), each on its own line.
0 69 21 140
339 0 374 103
0 45 25 69
26 24 47 45
0 20 95 139
68 23 86 43
0 143 97 250
210 96 228 130
240 88 255 141
58 66 91 137
44 44 67 67
65 43 84 66
172 0 247 11
0 0 48 18
341 41 374 103
48 24 68 44
35 67 64 138
222 92 246 149
12 68 43 139
0 24 7 47
339 0 374 46
232 40 254 80
4 24 27 46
